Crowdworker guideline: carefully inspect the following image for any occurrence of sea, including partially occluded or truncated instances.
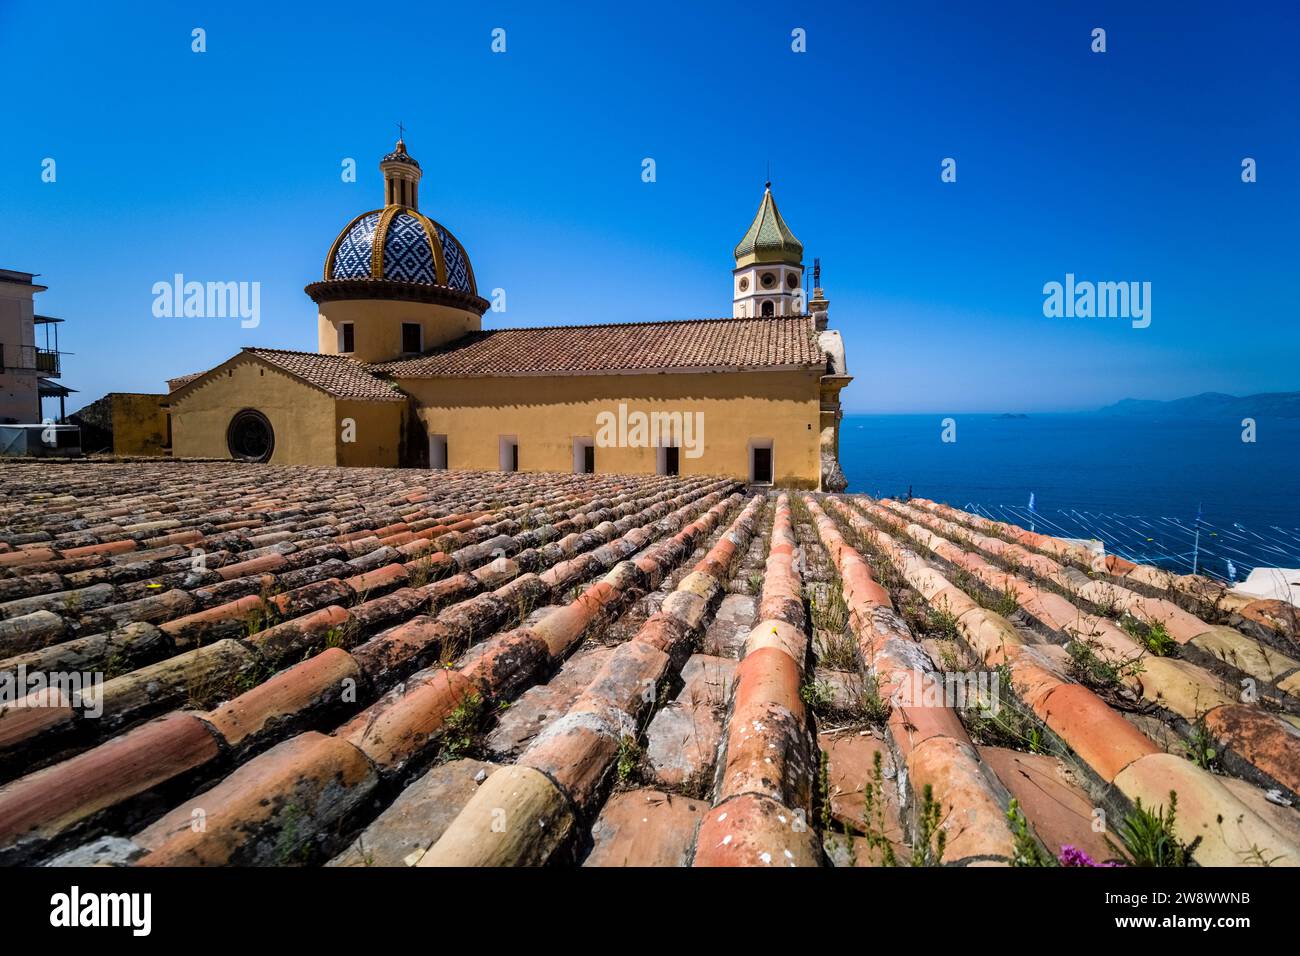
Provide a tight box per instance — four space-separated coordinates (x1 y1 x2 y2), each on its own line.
838 414 1300 579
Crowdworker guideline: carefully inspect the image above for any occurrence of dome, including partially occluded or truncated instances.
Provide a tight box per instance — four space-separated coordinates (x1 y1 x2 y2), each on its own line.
308 139 487 311
324 206 476 294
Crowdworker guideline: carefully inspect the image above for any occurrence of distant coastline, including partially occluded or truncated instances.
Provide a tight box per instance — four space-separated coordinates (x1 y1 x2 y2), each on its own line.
1096 390 1300 420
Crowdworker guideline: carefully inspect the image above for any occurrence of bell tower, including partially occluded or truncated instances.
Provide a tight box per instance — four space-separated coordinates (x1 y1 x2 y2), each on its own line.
732 183 805 317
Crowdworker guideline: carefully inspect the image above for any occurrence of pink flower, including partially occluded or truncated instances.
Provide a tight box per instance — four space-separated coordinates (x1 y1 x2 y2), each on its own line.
1058 845 1123 867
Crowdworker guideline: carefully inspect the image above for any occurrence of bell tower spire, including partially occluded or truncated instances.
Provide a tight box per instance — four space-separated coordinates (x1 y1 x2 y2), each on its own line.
731 182 804 318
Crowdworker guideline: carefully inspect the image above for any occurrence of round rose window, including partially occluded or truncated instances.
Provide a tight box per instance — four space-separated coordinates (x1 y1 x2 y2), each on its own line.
227 409 275 462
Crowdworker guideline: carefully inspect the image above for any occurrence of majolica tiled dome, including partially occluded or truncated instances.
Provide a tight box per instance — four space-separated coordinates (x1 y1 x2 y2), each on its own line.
324 207 476 294
316 139 478 297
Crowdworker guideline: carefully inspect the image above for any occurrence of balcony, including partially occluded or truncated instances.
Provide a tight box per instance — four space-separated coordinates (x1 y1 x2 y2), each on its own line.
36 348 60 376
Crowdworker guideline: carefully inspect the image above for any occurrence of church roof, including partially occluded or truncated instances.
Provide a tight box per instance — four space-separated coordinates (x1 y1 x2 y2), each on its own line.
370 315 823 378
244 348 407 402
733 184 803 267
169 349 407 403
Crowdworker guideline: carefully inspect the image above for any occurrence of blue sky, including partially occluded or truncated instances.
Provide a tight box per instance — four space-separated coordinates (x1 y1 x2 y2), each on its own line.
2 0 1296 413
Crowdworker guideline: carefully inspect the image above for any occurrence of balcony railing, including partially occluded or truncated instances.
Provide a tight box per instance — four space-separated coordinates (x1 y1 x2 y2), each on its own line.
36 349 60 376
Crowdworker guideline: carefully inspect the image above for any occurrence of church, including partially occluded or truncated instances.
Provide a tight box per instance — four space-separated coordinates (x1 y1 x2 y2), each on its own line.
166 139 851 489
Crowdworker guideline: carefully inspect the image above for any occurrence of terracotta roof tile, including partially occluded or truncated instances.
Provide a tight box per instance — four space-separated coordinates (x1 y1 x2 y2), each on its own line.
3 459 1298 869
371 315 823 378
166 372 206 392
244 348 407 402
169 350 406 403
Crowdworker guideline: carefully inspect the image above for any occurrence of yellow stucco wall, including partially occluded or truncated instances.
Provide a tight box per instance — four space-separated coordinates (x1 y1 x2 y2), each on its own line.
336 398 404 467
169 354 402 466
317 299 480 364
397 369 823 487
110 393 169 456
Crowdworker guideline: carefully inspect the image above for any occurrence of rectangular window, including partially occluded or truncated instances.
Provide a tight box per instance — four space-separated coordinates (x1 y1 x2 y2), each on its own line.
429 434 447 469
657 444 680 476
401 322 422 354
339 323 355 354
573 437 594 474
750 440 773 484
499 436 518 472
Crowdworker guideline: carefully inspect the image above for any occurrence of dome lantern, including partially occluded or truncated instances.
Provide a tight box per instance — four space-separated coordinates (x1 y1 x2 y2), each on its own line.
381 137 422 208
